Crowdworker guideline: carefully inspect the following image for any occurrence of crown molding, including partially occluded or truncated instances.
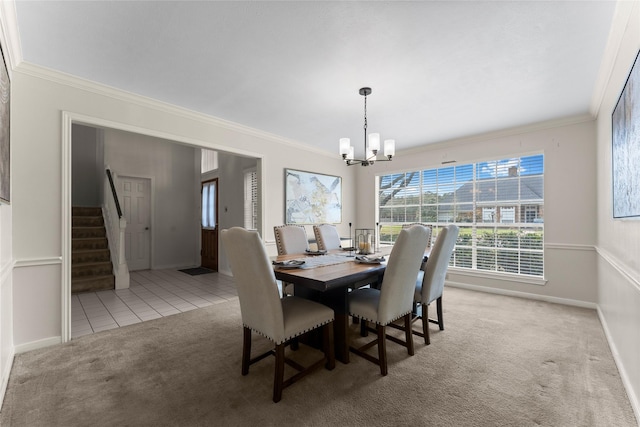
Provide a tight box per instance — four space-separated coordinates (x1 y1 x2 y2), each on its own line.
0 0 22 76
15 61 335 158
589 0 639 117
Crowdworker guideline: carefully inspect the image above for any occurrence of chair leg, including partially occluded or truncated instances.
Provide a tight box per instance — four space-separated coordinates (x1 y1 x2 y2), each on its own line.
422 303 430 345
403 313 415 356
436 296 444 330
377 324 388 376
242 327 251 375
273 343 285 403
323 322 336 370
360 319 369 337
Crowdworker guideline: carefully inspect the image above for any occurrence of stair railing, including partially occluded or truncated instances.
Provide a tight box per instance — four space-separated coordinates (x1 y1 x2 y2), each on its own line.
106 167 122 218
103 168 130 289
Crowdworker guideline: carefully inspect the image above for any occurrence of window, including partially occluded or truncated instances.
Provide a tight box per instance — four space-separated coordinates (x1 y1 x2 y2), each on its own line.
378 154 544 277
201 149 218 173
244 169 258 230
202 180 216 229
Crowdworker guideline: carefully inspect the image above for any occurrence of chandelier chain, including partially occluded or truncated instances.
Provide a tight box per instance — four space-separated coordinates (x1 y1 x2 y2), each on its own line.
363 94 368 133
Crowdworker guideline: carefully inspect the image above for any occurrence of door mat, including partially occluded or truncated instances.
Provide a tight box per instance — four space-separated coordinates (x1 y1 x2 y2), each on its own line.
179 267 215 276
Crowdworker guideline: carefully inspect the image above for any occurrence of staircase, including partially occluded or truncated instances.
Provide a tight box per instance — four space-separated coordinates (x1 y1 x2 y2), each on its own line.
72 206 115 293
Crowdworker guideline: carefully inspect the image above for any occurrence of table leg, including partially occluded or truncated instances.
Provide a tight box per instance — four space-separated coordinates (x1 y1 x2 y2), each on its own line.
294 285 350 364
333 313 350 364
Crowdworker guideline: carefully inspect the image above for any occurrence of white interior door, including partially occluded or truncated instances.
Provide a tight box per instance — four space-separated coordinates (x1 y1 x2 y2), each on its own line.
120 176 151 271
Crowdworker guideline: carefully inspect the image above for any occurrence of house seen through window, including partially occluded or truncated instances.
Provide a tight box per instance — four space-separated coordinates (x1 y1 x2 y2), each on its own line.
378 154 544 277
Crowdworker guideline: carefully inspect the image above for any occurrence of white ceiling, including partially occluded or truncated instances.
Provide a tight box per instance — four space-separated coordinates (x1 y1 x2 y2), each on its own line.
13 1 617 156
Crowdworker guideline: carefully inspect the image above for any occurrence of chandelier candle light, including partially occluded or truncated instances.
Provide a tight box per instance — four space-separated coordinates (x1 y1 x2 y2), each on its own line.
339 87 395 166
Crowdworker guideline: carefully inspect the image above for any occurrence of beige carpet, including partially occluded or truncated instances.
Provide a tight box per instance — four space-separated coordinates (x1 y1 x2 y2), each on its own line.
0 287 636 426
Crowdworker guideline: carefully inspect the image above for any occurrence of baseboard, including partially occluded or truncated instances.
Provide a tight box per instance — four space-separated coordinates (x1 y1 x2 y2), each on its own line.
597 306 640 426
445 281 597 309
152 263 200 271
0 345 15 410
218 267 232 277
14 336 62 355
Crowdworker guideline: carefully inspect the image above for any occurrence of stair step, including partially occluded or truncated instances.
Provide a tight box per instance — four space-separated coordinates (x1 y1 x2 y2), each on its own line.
72 238 108 251
70 206 115 294
72 249 111 264
72 227 106 239
72 274 115 294
72 206 102 217
72 261 113 278
72 216 104 227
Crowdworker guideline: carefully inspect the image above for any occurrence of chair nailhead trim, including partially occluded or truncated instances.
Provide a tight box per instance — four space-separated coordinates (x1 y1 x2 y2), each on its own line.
348 310 412 326
244 319 333 345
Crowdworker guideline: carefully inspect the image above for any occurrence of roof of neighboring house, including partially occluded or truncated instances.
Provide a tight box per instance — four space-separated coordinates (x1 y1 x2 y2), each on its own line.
438 176 543 205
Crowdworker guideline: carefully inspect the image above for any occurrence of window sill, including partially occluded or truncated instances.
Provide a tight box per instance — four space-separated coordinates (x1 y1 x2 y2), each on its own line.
447 267 547 286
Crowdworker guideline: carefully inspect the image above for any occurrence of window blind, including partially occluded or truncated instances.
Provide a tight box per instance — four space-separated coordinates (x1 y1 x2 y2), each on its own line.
378 154 544 277
244 169 258 230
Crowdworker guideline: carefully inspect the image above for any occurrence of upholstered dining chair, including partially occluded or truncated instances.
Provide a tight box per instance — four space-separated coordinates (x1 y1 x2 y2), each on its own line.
274 224 309 255
273 225 310 296
402 223 433 267
412 224 459 345
221 227 335 403
348 225 430 375
313 223 342 251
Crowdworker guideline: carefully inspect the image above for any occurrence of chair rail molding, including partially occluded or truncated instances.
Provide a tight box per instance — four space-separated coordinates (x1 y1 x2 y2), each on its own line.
13 257 63 268
544 243 595 251
595 246 640 292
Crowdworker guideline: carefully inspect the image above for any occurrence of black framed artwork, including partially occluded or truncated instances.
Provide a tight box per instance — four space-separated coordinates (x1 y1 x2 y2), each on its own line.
612 49 640 219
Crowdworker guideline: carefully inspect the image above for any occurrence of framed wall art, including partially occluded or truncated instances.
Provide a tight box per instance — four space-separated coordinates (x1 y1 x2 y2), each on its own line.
612 49 640 219
285 168 341 224
0 42 9 204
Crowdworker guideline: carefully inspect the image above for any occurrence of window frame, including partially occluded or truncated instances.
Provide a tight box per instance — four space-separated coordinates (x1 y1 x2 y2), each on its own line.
244 167 258 231
377 154 544 280
201 179 217 230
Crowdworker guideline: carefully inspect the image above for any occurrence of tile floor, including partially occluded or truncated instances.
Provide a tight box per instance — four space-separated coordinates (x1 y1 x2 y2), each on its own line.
71 268 238 339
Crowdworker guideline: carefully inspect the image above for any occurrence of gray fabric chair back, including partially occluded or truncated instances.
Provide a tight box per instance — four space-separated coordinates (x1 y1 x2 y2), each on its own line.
421 225 459 304
221 227 286 343
378 224 430 324
274 225 309 255
313 224 341 251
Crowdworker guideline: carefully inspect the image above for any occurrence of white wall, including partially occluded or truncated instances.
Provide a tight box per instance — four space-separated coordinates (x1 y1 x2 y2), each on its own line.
0 204 13 405
217 152 258 275
8 64 356 351
0 1 16 403
104 128 200 270
357 118 598 304
595 0 640 419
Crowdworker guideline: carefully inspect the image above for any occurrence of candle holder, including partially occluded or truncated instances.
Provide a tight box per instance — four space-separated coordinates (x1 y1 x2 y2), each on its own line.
355 228 375 255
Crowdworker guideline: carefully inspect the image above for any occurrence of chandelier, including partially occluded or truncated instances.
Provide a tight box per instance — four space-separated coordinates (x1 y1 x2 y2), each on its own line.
339 87 395 166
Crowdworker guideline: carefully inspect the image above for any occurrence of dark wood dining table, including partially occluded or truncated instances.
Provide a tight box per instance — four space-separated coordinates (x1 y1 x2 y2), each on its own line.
273 248 393 364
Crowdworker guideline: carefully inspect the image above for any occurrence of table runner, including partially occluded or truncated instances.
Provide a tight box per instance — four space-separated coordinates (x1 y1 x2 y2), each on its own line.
295 253 354 269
